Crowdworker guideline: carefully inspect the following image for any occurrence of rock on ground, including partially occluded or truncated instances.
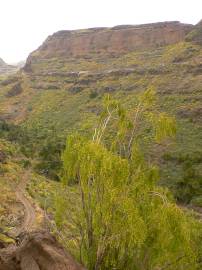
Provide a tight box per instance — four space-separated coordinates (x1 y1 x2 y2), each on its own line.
0 231 85 270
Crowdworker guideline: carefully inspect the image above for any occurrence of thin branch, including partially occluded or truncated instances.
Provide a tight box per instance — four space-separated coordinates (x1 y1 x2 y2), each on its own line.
148 191 168 204
127 101 144 158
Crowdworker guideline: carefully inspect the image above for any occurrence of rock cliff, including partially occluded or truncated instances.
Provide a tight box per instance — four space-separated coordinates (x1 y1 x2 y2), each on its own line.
24 21 193 71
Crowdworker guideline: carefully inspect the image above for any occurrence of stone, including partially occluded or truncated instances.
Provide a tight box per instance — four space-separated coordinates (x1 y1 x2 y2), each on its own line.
24 21 193 72
0 231 86 270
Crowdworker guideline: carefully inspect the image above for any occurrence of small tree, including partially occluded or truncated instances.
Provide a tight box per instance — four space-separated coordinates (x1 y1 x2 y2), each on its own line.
57 88 198 269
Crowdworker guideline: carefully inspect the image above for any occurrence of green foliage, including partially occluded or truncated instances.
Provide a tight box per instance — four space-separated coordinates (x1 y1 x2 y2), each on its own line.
89 90 98 99
0 233 15 245
0 119 65 179
0 120 28 144
185 24 202 44
1 42 201 195
0 139 28 234
56 90 199 269
191 196 202 207
163 151 202 204
149 112 176 143
34 135 65 180
175 160 202 203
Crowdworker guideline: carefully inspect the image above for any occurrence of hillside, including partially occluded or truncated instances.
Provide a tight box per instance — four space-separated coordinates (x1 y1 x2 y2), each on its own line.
0 21 201 203
0 21 202 205
186 20 202 44
0 19 202 268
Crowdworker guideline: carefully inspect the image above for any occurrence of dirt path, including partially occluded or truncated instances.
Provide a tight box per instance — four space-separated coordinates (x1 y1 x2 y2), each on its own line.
187 205 202 220
11 171 36 237
180 204 202 221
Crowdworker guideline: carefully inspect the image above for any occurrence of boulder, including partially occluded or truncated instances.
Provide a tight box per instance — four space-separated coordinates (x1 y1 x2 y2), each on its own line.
0 231 86 270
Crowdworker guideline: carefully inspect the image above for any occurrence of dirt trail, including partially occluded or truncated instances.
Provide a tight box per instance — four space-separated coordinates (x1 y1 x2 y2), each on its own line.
180 204 202 221
11 171 36 237
188 206 202 220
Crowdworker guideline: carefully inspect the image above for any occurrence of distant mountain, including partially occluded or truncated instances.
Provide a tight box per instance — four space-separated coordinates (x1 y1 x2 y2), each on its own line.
0 57 6 66
12 60 26 68
0 57 18 75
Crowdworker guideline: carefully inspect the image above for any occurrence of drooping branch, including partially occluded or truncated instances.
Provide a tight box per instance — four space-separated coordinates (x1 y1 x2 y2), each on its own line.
127 101 144 158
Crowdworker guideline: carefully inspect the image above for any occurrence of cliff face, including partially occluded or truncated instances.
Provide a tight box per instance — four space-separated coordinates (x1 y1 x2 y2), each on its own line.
25 21 193 69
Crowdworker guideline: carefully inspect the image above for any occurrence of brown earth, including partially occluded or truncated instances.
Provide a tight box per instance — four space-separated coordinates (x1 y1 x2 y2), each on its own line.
9 171 36 238
0 231 86 270
0 151 7 163
0 171 85 270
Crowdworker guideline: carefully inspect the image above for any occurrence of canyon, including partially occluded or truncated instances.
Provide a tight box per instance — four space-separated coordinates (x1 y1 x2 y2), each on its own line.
0 19 202 269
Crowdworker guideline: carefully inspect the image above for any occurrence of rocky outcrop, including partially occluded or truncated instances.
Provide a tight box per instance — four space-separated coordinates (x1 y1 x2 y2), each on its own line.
24 21 193 71
0 231 86 270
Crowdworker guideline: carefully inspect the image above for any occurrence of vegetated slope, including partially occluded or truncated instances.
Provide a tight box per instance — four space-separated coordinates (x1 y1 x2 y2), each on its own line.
0 138 44 242
0 136 85 269
0 20 202 205
0 139 27 244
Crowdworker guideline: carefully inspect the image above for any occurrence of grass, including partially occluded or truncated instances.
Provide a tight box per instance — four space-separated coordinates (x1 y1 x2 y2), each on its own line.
0 140 23 236
0 233 15 245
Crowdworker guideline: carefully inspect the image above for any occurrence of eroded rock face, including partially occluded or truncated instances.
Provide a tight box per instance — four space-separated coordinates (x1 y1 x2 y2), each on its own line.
0 231 86 270
24 21 193 71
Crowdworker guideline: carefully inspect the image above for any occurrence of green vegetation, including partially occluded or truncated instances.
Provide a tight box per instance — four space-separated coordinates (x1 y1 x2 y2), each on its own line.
0 233 15 245
0 139 24 235
1 41 202 203
0 35 201 267
175 159 202 203
0 119 65 179
54 92 201 269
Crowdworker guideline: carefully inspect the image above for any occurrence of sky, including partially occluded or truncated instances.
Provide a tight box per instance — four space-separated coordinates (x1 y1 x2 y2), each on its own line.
0 0 202 63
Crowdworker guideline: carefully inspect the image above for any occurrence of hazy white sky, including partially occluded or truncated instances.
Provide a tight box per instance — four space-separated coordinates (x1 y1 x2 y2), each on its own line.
0 0 201 63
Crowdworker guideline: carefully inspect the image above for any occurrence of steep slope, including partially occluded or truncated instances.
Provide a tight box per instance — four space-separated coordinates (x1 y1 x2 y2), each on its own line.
0 138 44 240
0 20 202 204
